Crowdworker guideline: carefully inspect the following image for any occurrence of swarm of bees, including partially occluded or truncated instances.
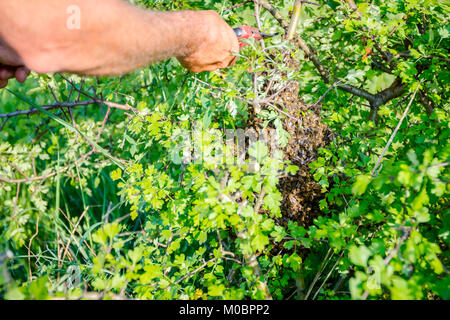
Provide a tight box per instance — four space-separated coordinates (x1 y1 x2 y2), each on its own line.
248 51 334 229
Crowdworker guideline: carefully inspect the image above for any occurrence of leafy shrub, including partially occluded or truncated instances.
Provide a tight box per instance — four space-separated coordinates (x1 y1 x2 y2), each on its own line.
0 0 448 300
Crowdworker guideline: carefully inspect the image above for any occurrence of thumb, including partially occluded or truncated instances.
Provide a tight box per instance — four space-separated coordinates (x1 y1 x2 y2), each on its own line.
15 66 30 83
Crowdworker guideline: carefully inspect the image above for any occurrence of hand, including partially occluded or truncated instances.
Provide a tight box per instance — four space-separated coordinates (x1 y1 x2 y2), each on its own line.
0 38 29 88
0 65 29 88
177 11 239 73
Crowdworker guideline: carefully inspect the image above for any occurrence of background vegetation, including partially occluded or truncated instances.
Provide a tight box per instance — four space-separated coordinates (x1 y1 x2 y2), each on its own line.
0 0 448 300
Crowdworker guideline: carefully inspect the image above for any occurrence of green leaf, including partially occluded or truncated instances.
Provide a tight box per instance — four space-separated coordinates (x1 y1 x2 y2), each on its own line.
352 175 372 196
110 168 122 181
349 245 372 268
249 141 268 163
252 233 269 252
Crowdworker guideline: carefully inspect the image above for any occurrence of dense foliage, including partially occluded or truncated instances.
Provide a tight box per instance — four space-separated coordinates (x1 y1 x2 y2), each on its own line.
0 0 448 300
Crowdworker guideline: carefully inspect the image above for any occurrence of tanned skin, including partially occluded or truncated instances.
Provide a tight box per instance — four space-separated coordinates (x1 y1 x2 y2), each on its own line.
0 0 239 88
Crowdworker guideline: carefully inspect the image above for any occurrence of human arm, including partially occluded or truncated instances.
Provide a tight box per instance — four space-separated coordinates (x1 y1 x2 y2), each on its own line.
0 0 238 78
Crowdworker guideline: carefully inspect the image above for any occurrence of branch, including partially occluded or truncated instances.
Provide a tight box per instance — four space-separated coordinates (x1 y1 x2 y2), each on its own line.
257 0 332 83
256 1 408 116
337 83 375 102
301 1 320 5
0 100 137 119
296 33 406 113
254 0 407 123
371 59 393 74
256 0 289 30
344 0 363 18
373 77 407 108
396 51 450 63
287 1 303 40
293 34 404 108
0 100 94 119
294 37 331 83
0 150 95 184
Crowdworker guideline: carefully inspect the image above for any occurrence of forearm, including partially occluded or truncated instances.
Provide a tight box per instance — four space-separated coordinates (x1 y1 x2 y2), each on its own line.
0 0 203 75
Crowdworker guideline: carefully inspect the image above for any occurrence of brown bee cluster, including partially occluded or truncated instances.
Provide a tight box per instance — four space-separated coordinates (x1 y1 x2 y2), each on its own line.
249 52 334 228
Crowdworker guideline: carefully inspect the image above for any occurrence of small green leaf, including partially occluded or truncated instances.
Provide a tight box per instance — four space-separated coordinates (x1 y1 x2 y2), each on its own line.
352 175 372 196
349 245 372 268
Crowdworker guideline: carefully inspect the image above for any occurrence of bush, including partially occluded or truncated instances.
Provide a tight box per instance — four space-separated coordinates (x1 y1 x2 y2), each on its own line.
0 0 448 300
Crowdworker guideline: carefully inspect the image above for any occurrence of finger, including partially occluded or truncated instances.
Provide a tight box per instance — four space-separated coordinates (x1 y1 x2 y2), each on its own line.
15 67 30 83
213 55 237 70
0 67 15 80
229 29 240 54
0 79 8 89
227 56 238 68
192 63 221 73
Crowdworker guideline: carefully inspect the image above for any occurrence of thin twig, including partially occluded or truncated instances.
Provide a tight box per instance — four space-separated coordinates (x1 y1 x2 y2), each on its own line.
0 117 8 131
371 85 419 176
312 80 341 107
224 0 253 13
96 106 112 140
28 215 40 282
61 206 90 264
266 102 302 123
252 72 261 113
48 85 59 103
304 248 333 300
254 1 266 50
361 227 412 300
12 182 21 219
175 258 218 284
312 251 344 300
58 208 96 256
